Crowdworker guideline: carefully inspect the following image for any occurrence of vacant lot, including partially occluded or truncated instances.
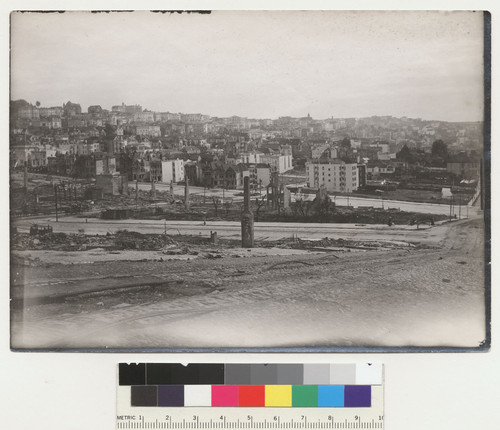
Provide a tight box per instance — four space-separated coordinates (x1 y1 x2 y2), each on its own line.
11 218 486 350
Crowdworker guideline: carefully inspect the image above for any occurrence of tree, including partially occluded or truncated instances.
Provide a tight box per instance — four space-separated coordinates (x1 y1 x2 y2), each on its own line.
431 140 448 158
254 197 266 222
340 136 351 148
212 197 221 217
223 199 233 217
104 123 116 139
431 140 448 167
396 144 413 163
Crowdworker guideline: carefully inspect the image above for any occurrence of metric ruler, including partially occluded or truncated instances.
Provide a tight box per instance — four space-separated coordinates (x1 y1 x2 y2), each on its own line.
116 363 384 429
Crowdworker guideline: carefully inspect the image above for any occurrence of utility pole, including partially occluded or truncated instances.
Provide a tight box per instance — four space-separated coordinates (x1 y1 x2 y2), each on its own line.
241 176 254 248
23 160 28 192
151 179 156 200
54 184 59 222
184 177 190 210
135 179 139 209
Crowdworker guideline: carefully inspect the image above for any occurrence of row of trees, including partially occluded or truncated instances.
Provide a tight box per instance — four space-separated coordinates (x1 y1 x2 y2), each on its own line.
396 140 449 167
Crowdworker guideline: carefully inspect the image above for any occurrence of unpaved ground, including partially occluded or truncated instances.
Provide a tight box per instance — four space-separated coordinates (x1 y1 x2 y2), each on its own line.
10 218 486 349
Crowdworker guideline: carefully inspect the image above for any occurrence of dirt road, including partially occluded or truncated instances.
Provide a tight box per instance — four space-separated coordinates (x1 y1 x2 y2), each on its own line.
11 218 486 350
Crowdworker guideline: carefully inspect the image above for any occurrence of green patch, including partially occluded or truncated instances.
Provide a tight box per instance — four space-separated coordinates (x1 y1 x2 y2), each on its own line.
292 385 318 407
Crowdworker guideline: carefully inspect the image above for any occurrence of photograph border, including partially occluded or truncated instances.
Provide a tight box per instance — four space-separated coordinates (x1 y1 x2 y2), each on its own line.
8 8 492 353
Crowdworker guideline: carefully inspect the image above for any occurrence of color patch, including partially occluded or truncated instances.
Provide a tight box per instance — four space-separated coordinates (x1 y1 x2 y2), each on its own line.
265 385 292 407
344 385 371 407
158 385 184 407
303 364 330 385
292 385 318 407
238 385 265 407
318 385 344 407
146 364 225 385
119 363 146 386
330 364 356 385
355 364 383 385
131 385 158 407
276 364 303 385
250 364 278 385
212 385 239 407
225 364 252 385
184 385 212 407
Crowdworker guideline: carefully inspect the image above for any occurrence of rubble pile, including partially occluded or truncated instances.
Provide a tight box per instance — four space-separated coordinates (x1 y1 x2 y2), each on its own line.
11 230 217 253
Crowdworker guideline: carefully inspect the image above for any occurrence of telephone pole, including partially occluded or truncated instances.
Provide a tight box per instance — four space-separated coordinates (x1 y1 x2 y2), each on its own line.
54 184 59 222
241 176 254 248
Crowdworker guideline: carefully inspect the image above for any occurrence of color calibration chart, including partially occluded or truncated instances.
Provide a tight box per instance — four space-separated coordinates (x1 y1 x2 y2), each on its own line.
117 363 384 429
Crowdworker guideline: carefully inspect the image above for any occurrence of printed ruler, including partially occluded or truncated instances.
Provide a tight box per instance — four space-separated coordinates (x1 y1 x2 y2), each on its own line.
116 364 384 429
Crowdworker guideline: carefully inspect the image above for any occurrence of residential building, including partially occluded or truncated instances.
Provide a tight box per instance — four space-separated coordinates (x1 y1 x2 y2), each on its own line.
39 106 63 117
447 156 481 179
133 111 155 123
260 153 293 173
17 106 40 120
63 101 82 116
134 125 161 137
306 159 359 192
161 159 185 183
366 161 396 179
240 152 263 164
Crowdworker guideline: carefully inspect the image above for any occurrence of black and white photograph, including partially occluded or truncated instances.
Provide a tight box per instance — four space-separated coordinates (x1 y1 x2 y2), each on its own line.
9 10 489 350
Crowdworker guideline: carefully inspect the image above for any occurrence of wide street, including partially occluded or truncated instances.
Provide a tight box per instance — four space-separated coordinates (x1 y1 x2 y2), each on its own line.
15 215 457 245
138 181 475 216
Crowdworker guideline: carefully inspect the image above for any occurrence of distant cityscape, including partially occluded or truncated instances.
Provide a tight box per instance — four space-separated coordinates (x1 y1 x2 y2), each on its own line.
10 99 483 203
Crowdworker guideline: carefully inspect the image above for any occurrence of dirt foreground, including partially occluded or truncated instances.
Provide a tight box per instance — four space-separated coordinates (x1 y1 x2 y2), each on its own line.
11 218 486 350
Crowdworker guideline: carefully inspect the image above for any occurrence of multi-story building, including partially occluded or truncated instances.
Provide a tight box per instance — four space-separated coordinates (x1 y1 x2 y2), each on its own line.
17 106 40 120
40 116 62 129
39 106 63 117
161 159 185 183
76 140 100 155
134 125 161 137
155 112 181 122
306 159 359 193
240 152 263 164
133 112 155 123
260 153 293 174
63 101 82 116
245 163 272 190
87 105 103 115
95 155 116 176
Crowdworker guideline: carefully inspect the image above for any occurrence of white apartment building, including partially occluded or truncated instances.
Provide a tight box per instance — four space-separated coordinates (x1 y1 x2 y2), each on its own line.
240 152 263 164
161 159 185 183
306 159 359 193
260 154 293 174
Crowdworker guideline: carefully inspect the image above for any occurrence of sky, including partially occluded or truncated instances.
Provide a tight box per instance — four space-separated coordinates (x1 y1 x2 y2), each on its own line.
10 10 485 122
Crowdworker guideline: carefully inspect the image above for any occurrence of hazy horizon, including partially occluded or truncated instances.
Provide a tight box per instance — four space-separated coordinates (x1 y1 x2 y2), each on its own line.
10 11 485 122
